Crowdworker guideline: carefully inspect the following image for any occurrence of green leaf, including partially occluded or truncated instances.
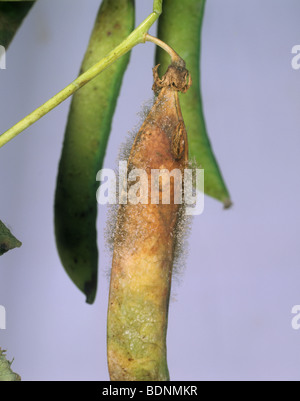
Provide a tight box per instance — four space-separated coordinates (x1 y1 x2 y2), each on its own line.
0 1 35 49
0 348 21 382
0 220 22 256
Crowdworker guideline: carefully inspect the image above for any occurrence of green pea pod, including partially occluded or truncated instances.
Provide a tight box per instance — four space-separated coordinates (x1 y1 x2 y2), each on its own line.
55 0 135 304
156 0 231 207
0 1 35 49
0 220 22 256
0 349 21 382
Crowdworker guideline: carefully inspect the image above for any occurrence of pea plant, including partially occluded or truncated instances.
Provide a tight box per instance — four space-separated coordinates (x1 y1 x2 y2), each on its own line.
0 0 231 381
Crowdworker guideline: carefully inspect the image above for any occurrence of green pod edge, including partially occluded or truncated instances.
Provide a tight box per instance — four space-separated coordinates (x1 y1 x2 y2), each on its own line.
156 0 232 207
55 0 135 304
0 1 35 49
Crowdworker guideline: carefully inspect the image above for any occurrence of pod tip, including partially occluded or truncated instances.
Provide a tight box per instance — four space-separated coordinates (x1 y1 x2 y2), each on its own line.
83 272 98 304
223 198 233 209
85 292 96 305
85 287 96 305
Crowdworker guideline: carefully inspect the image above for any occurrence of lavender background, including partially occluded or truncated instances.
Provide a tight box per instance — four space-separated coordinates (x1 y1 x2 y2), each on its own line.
0 0 300 381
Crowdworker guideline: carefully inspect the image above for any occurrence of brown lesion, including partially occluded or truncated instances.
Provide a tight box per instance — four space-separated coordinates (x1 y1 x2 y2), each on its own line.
172 120 187 161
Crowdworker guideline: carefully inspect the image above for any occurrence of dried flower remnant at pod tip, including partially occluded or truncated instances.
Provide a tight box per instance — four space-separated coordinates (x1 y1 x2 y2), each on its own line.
152 61 192 94
107 61 192 381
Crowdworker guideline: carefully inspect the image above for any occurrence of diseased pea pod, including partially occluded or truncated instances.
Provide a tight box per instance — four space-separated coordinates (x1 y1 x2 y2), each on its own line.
156 0 231 207
55 0 135 304
107 62 191 381
0 1 35 49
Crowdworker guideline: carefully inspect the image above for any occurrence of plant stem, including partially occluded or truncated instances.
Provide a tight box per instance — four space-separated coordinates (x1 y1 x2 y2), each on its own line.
0 0 163 149
145 34 182 64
